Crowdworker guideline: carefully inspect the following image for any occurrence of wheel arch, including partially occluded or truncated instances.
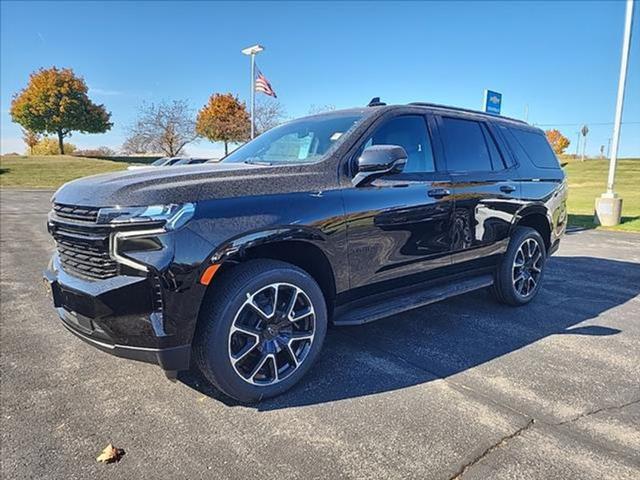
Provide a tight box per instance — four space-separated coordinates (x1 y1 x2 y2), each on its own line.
198 228 339 319
513 207 552 251
241 240 337 308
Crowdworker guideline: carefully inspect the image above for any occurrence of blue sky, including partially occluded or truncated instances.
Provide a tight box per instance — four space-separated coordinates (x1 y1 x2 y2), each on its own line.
1 0 639 158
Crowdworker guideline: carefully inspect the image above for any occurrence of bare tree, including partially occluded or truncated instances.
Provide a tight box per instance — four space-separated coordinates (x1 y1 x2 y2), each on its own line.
123 100 197 156
308 104 336 115
121 135 150 155
254 98 287 135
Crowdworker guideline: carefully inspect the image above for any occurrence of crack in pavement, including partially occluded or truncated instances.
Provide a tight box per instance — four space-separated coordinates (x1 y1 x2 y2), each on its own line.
449 419 536 480
448 400 640 479
335 330 640 479
554 398 640 426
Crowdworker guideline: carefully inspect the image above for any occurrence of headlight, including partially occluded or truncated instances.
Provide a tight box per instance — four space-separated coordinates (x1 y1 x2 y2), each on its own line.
97 203 195 230
101 203 195 272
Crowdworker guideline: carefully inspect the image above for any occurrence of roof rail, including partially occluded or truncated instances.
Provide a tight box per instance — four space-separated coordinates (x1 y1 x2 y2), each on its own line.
408 102 528 125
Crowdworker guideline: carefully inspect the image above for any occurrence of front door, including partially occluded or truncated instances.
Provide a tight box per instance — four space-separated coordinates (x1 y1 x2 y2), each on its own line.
342 114 454 299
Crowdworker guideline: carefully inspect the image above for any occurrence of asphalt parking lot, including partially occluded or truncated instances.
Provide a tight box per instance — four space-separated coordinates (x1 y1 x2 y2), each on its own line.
1 189 639 479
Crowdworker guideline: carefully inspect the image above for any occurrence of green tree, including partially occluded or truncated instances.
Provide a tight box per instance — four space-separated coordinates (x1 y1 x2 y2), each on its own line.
10 67 112 154
196 93 250 155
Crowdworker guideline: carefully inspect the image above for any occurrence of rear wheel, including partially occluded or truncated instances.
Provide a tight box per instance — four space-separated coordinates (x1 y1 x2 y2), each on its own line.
194 259 327 403
492 227 547 306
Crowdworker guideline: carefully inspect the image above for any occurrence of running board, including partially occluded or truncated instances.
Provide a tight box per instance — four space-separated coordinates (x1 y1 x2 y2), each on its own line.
333 274 494 326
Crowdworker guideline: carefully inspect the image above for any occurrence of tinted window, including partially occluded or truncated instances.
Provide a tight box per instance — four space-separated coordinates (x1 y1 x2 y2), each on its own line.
481 124 506 170
507 128 560 169
363 115 435 173
440 117 493 172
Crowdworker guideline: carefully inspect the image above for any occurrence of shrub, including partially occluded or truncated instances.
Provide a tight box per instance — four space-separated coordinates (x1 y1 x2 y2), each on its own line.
32 137 77 155
73 146 116 157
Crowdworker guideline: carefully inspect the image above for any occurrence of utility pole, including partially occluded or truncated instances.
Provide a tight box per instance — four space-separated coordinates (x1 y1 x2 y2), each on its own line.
595 0 634 226
241 44 265 139
575 131 581 157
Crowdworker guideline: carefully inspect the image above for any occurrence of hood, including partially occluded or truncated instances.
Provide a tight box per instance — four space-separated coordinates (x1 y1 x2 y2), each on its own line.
53 161 334 207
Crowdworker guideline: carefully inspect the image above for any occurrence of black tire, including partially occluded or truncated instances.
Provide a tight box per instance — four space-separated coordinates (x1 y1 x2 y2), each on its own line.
492 227 547 306
194 259 327 403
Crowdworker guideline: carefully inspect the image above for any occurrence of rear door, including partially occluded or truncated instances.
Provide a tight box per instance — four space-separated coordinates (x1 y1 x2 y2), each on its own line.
342 113 454 297
434 114 521 271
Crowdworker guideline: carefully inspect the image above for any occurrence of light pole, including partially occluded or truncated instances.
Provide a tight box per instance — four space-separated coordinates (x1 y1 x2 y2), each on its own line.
595 0 634 226
241 44 264 139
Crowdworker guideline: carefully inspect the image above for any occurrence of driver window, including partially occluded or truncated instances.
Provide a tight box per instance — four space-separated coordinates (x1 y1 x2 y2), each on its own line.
362 115 435 173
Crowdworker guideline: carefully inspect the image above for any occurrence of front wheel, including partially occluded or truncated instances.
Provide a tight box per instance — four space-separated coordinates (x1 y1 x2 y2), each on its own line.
194 259 327 403
492 227 547 306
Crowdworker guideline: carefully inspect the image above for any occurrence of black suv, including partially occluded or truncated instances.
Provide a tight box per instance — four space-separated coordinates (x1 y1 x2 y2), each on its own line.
44 102 567 402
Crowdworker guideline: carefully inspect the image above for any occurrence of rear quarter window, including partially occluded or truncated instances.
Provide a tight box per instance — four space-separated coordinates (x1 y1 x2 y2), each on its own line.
504 127 560 169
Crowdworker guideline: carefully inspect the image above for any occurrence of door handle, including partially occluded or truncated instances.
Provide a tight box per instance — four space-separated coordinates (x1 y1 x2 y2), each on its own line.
500 185 516 193
427 188 451 198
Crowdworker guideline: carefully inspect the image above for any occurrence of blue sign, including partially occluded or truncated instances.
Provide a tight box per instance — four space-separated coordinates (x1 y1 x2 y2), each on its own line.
483 89 502 115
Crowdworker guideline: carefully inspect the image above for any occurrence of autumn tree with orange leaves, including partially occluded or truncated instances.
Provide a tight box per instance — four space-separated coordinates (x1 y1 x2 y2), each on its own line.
21 128 41 155
545 129 571 155
196 93 250 155
10 67 112 154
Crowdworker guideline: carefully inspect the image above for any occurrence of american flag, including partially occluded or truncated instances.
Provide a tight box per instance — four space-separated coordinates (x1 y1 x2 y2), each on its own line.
255 67 277 98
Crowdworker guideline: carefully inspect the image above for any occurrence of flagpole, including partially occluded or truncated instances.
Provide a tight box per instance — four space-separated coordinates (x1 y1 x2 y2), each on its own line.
250 53 255 139
595 0 634 226
241 44 264 140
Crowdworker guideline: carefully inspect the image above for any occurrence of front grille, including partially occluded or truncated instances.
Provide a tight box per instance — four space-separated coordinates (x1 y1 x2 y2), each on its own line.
50 220 118 280
53 203 99 223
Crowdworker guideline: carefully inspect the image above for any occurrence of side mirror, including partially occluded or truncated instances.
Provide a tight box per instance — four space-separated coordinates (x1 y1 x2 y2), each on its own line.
352 145 408 187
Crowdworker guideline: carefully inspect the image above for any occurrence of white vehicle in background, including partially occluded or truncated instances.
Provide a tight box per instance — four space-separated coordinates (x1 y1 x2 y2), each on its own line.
174 157 210 166
127 157 211 170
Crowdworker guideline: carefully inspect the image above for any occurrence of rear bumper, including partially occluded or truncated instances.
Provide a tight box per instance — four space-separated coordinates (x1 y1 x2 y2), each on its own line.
43 256 192 372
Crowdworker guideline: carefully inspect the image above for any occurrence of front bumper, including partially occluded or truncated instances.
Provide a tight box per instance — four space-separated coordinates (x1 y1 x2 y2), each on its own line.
43 256 192 372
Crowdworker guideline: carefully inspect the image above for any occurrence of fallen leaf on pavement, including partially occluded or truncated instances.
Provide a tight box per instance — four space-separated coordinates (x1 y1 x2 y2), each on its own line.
96 443 124 463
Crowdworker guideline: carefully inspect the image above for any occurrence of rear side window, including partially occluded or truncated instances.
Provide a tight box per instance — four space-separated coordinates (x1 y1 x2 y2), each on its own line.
505 128 560 169
481 124 506 170
440 117 493 172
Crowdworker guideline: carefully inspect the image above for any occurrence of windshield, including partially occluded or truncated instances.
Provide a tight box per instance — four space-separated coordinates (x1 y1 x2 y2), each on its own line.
224 113 364 165
151 157 169 166
175 158 207 165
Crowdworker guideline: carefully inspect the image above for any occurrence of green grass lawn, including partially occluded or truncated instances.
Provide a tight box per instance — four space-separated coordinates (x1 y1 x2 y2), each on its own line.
563 158 640 232
0 155 127 189
1 154 639 232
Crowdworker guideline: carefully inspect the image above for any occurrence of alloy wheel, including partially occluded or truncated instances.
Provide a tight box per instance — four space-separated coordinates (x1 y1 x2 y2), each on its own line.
228 282 316 385
512 238 543 297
